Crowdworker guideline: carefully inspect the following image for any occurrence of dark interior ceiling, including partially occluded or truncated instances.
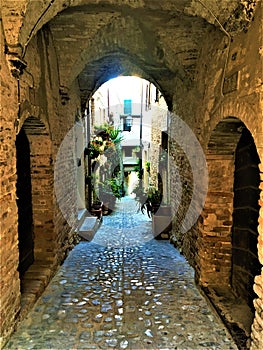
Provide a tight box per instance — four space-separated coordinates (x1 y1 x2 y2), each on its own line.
2 0 258 106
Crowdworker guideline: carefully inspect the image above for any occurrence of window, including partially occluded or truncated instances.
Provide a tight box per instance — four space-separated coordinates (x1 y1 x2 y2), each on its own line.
124 99 132 115
124 147 133 157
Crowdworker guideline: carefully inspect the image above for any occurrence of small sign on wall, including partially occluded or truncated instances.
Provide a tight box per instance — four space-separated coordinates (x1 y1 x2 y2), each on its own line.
223 71 240 94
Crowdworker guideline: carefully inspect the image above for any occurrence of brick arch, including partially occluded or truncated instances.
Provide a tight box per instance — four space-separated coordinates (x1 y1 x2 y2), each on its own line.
69 15 148 85
63 14 177 109
208 100 263 164
198 114 262 346
77 52 173 110
208 99 263 269
16 116 56 309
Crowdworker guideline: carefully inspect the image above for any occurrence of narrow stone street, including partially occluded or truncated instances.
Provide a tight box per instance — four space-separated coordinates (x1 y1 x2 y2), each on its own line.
5 198 238 350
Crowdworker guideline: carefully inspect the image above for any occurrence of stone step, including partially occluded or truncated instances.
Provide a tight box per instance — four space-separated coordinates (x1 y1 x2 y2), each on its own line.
78 216 100 241
75 209 89 232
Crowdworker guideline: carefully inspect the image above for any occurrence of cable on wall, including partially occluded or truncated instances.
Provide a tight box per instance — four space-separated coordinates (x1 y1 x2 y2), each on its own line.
197 0 232 97
22 0 56 59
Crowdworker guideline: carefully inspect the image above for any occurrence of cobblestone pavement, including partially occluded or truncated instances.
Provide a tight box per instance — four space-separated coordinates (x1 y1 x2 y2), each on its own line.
5 198 238 350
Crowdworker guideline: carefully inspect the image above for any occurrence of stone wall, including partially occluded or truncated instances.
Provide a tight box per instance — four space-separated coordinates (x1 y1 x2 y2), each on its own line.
196 118 243 286
20 26 81 265
0 22 21 345
150 107 162 189
168 4 262 347
0 23 82 346
0 1 262 348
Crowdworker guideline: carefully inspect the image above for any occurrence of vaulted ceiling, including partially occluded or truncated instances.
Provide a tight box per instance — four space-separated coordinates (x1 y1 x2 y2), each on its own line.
1 0 259 106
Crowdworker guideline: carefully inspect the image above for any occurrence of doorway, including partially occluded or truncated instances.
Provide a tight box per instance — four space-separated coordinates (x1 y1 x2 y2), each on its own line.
16 128 34 278
232 127 261 308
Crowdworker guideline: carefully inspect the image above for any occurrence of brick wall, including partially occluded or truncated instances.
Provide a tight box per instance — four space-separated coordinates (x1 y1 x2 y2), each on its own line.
0 23 82 346
0 1 262 348
0 22 21 345
168 4 262 347
24 119 55 264
196 118 243 285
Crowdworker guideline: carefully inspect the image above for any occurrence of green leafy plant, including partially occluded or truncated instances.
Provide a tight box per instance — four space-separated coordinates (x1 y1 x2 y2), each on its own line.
133 160 143 179
147 185 162 204
94 124 110 140
109 128 124 144
145 161 150 173
89 143 102 159
132 184 147 204
109 174 125 199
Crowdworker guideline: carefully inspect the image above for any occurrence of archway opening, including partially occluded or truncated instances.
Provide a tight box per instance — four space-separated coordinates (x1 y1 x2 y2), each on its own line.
83 75 171 239
16 128 34 278
200 117 261 347
232 127 261 308
15 116 55 313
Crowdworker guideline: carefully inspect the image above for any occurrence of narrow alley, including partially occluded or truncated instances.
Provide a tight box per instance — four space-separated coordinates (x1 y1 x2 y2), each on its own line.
5 198 237 350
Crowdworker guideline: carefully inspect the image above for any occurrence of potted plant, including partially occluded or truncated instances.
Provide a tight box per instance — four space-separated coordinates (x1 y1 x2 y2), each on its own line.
147 186 162 213
94 124 110 140
132 184 151 217
134 184 171 238
149 186 171 239
98 181 116 215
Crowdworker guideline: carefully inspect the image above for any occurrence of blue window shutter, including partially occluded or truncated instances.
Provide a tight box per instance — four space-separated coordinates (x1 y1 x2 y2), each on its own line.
124 99 132 115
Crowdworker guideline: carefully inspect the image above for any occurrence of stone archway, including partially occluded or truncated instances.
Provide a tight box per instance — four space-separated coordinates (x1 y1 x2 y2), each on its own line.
198 116 261 347
16 116 55 310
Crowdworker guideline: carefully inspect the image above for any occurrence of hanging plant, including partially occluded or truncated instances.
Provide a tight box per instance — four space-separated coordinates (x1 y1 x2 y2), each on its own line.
94 124 110 140
88 143 102 159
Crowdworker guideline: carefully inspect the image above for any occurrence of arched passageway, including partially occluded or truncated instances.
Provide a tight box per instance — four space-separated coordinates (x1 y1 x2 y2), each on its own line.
87 76 169 216
15 116 55 311
1 1 262 348
199 117 261 347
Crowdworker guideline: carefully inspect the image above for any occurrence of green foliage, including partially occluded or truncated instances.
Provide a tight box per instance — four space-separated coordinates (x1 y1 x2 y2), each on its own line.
94 123 110 138
109 173 124 199
145 161 150 172
89 142 102 159
133 161 143 179
132 184 147 203
98 172 124 201
109 128 124 144
91 123 125 204
132 183 162 205
94 124 124 144
147 185 162 204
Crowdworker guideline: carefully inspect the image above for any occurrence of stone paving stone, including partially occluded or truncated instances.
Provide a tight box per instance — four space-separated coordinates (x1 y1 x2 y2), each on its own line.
4 197 238 350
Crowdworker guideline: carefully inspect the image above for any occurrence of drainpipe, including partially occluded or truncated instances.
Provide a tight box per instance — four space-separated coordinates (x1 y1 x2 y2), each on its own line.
85 103 92 212
139 81 143 185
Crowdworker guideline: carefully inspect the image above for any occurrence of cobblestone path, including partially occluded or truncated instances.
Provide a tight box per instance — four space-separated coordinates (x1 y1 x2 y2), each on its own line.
5 198 238 350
